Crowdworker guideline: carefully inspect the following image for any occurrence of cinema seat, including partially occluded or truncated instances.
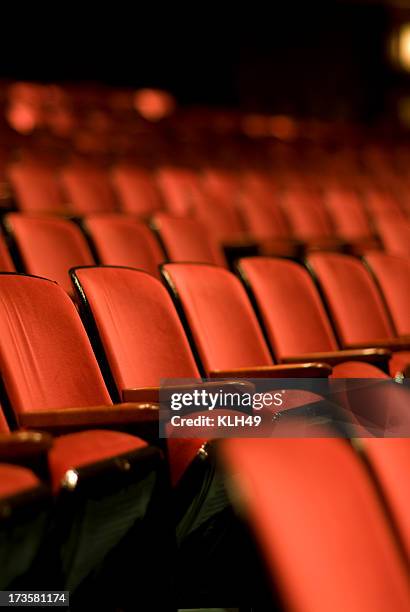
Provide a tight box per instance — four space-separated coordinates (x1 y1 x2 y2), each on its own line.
307 253 410 378
364 253 410 338
61 164 119 214
152 213 227 266
0 231 14 271
325 189 379 253
160 262 333 381
360 438 410 558
83 214 164 277
112 164 163 217
0 273 164 598
375 216 410 258
220 437 410 611
238 193 302 258
8 162 68 214
71 265 263 603
0 462 49 589
280 189 346 251
5 214 95 294
236 256 391 376
156 166 203 216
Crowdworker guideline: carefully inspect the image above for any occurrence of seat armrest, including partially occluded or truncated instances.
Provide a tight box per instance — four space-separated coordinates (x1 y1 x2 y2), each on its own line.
209 363 332 379
346 339 410 352
17 403 159 436
0 432 53 461
282 348 391 370
123 380 255 403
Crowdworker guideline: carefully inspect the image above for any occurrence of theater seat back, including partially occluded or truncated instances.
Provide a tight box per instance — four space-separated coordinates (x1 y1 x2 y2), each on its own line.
153 213 227 267
238 257 339 358
161 263 273 374
84 214 164 278
72 266 200 390
6 214 95 294
0 274 111 414
62 164 118 214
8 162 67 214
112 165 163 216
307 253 395 345
364 253 410 337
221 437 410 612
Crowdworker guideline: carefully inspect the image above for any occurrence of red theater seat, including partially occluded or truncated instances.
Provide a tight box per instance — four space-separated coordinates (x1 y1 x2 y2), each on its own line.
152 213 227 266
71 265 207 484
8 162 67 214
156 166 203 216
364 253 410 338
238 192 302 258
84 214 164 277
161 262 330 380
112 164 163 217
325 189 379 252
5 214 94 294
307 253 410 378
0 272 162 594
280 189 346 251
360 438 410 558
61 164 118 214
236 256 390 376
220 437 410 612
375 216 410 258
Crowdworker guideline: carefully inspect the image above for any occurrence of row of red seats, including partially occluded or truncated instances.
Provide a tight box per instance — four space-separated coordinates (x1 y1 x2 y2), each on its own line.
5 161 410 259
0 213 408 377
1 263 409 608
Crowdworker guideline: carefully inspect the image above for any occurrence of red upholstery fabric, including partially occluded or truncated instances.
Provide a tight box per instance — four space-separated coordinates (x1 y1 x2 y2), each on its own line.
307 253 395 345
72 266 200 388
162 263 273 373
61 164 118 214
281 189 334 240
8 162 67 214
365 253 410 337
0 274 112 414
194 198 246 243
362 438 410 557
325 189 374 241
84 214 164 278
112 165 163 216
153 213 227 267
364 190 406 220
6 214 95 293
48 429 147 493
238 193 291 241
221 438 410 612
238 257 338 359
0 464 40 499
157 167 203 217
202 168 241 205
375 217 410 258
0 233 14 272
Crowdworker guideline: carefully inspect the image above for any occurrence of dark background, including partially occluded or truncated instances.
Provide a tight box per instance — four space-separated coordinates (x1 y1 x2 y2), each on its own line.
0 1 408 123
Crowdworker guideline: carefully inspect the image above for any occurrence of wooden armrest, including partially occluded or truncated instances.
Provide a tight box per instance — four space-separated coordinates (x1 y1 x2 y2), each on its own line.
282 348 391 370
123 380 255 403
0 432 53 461
209 363 332 379
17 403 159 434
346 339 410 352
